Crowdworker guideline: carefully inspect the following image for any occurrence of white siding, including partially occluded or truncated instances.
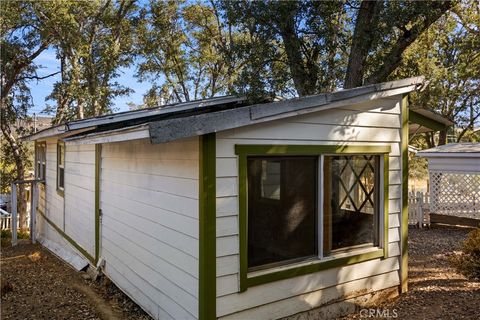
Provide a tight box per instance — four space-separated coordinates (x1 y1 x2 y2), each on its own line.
44 138 64 227
215 97 404 318
64 143 96 257
100 137 200 320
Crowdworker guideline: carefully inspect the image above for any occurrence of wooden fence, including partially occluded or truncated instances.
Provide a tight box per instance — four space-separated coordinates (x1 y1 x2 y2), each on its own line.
408 191 430 227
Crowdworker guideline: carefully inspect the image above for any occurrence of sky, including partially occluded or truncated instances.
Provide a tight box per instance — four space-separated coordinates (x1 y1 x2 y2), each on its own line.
29 47 148 116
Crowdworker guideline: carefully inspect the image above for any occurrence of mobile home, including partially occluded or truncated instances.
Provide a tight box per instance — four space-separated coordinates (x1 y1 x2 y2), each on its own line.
25 77 450 319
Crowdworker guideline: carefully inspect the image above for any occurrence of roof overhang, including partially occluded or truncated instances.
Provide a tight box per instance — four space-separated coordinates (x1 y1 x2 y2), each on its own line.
409 109 454 135
150 77 426 144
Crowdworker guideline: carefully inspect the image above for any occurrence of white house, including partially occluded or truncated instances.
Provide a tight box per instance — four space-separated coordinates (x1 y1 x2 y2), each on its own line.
24 77 451 320
418 143 480 223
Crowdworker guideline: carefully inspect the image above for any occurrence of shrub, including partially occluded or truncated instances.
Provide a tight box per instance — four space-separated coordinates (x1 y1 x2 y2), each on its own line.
451 228 480 280
0 229 30 239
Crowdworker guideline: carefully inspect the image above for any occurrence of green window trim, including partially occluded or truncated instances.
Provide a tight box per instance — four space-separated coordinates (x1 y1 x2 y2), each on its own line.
56 141 65 197
236 144 390 292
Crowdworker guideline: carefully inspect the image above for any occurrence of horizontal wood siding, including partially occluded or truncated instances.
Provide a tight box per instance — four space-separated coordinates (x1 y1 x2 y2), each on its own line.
64 143 96 256
100 138 200 320
215 97 404 318
44 139 64 227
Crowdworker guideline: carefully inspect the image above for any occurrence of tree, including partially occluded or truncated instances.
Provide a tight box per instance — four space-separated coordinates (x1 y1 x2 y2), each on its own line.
1 1 56 229
136 0 242 105
394 0 480 146
40 0 139 123
220 0 455 97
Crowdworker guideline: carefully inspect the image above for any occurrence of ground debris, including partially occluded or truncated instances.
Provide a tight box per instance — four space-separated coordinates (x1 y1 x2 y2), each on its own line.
341 225 480 319
1 242 151 319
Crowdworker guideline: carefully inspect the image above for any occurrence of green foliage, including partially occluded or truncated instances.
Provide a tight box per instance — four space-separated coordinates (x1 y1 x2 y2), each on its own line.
451 228 480 280
40 0 139 122
394 0 480 146
136 0 242 105
0 229 30 239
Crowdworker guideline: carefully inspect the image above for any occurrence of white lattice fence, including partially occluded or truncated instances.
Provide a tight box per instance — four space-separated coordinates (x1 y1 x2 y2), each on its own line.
430 171 480 218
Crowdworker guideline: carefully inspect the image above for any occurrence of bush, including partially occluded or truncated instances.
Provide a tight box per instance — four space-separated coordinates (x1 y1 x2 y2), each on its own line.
451 228 480 280
0 229 30 239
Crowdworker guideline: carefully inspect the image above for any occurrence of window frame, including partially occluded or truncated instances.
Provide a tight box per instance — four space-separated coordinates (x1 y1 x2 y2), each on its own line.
56 141 65 197
236 145 390 292
35 141 46 182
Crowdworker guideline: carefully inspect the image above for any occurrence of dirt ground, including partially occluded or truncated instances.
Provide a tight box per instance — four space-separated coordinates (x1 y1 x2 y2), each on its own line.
342 225 480 319
1 240 151 320
1 225 479 319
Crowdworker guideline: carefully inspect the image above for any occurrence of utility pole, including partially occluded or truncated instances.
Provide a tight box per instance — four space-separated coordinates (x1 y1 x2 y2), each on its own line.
33 113 37 132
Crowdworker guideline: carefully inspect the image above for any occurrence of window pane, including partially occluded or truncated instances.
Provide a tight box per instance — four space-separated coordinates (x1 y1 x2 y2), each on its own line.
59 167 64 189
59 144 65 165
260 160 281 200
323 155 379 255
248 156 317 269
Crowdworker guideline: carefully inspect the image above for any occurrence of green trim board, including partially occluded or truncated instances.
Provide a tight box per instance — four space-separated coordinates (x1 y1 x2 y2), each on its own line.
236 144 390 292
409 109 448 132
38 209 95 263
401 96 409 293
95 144 101 265
235 145 391 156
199 133 216 320
247 249 385 288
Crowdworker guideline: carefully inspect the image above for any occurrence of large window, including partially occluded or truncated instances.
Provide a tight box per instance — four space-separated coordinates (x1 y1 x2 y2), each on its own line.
248 157 317 269
237 145 389 287
57 141 65 194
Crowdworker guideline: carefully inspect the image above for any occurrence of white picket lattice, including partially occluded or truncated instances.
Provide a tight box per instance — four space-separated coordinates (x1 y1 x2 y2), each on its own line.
408 191 430 227
429 171 480 218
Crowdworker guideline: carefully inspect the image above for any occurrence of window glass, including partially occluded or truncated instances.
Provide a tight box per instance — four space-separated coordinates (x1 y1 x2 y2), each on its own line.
260 160 281 200
35 143 46 180
57 142 65 190
247 156 317 269
323 155 380 255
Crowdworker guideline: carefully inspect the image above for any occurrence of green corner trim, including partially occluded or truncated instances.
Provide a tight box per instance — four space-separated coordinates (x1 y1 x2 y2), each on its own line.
401 96 409 293
199 133 216 320
95 144 101 265
237 144 390 291
384 154 390 259
409 109 447 132
38 209 94 263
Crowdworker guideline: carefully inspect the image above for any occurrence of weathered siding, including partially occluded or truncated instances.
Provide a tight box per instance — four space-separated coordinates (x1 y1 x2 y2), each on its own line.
44 138 64 227
64 143 96 256
99 137 200 320
215 97 404 318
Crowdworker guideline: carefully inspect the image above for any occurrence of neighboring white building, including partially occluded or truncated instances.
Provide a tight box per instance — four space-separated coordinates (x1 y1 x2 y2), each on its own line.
24 77 450 320
418 143 480 219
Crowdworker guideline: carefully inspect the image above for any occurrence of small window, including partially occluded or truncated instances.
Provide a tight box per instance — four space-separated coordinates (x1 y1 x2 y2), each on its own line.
35 142 46 180
57 141 65 192
248 157 317 269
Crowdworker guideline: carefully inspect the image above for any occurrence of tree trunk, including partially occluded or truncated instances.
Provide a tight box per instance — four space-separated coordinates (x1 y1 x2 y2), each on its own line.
276 2 317 96
438 130 447 146
344 1 382 89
